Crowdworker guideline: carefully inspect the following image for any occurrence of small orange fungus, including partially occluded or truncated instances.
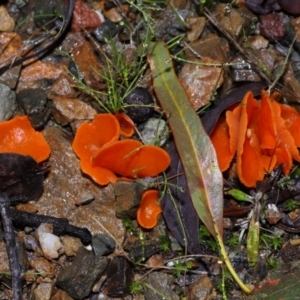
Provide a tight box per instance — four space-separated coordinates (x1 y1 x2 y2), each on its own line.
72 113 171 185
0 116 50 162
114 113 135 137
137 189 162 229
210 90 300 187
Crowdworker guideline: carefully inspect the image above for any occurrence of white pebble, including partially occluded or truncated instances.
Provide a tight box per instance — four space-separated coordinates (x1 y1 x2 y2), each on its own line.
36 224 64 259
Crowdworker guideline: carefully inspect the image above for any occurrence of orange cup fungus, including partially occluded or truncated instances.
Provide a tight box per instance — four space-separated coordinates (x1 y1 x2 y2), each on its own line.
114 113 135 138
72 113 171 185
137 189 162 229
0 116 51 163
210 90 300 187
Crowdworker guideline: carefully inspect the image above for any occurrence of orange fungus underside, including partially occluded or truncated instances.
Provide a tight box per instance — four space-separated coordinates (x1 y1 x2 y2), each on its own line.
0 116 50 163
210 90 300 187
137 189 162 229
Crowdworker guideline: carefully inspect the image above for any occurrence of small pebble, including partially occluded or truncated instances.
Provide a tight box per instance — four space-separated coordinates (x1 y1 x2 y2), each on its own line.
72 0 101 32
124 87 154 123
215 3 246 38
51 96 97 126
139 118 169 146
103 256 134 297
0 83 17 121
60 236 82 257
17 88 51 129
178 61 224 110
33 278 54 300
56 247 109 299
186 274 213 300
115 180 145 219
186 16 206 42
29 257 55 279
50 289 73 300
259 13 285 41
145 272 180 300
278 0 300 15
0 6 15 31
92 233 115 257
36 224 64 259
93 20 118 42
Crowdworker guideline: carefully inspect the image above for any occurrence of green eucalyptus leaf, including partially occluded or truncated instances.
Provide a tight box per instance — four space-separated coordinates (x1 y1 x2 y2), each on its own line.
147 41 251 294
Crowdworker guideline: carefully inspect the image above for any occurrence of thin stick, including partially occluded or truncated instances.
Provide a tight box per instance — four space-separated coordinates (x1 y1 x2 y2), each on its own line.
268 36 297 93
0 193 22 300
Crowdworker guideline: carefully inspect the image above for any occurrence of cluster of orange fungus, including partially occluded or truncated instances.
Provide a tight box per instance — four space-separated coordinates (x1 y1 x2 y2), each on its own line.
0 116 51 163
137 189 162 229
210 90 300 187
72 114 171 186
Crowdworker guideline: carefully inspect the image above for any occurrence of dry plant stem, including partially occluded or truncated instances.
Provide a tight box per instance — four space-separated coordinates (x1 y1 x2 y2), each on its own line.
204 8 271 85
10 209 92 244
0 193 22 300
267 35 297 93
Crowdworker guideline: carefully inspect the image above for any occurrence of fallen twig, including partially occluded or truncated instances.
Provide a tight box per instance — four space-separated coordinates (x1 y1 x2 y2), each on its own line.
0 193 22 300
10 209 92 244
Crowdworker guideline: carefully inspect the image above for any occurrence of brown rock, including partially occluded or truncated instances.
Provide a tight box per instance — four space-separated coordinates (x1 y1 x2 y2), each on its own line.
170 0 187 9
186 17 206 42
178 59 224 110
187 274 213 300
292 16 300 42
114 181 145 219
36 127 125 246
0 240 9 272
50 289 73 300
71 39 102 89
29 257 56 279
265 204 282 225
278 0 300 15
60 236 82 257
103 4 129 23
230 55 261 82
16 203 38 214
245 35 269 50
0 6 15 32
185 33 229 62
145 272 179 300
0 65 21 89
259 13 285 42
33 278 54 300
215 3 246 38
19 61 65 82
0 33 23 68
255 48 276 74
47 75 78 99
51 97 97 126
71 0 102 32
283 63 300 105
146 254 164 268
